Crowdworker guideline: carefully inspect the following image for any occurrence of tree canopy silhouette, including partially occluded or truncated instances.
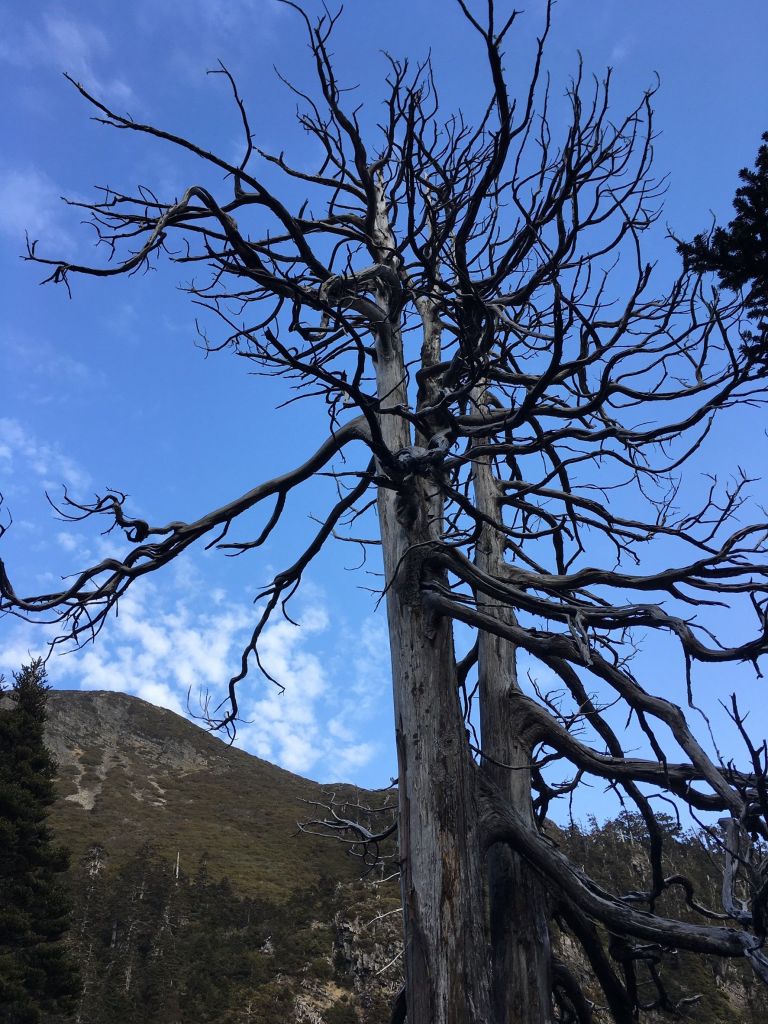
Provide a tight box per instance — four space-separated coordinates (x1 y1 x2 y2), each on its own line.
677 131 768 364
2 3 768 1022
0 661 80 1024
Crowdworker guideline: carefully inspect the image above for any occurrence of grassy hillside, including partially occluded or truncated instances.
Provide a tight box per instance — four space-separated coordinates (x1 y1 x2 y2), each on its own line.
38 691 768 1024
45 690 380 901
41 691 401 1023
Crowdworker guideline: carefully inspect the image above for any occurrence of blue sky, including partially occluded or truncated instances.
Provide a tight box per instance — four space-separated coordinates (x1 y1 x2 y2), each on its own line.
1 1 767 799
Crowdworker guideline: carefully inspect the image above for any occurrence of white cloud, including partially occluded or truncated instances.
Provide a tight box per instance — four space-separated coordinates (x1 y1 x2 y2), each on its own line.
0 615 60 681
148 0 285 36
1 330 101 391
328 716 354 742
0 11 133 103
28 574 385 782
241 608 390 778
0 418 91 493
0 164 75 253
56 531 79 553
244 613 333 773
609 36 634 66
73 644 185 715
331 741 378 774
0 637 50 680
353 617 390 689
49 583 251 712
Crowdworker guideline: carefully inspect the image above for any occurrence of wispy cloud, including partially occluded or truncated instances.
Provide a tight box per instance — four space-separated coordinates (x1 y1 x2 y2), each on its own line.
0 11 133 103
44 582 252 712
147 0 285 36
142 0 286 87
0 329 103 397
8 573 389 783
0 418 91 493
236 602 384 777
0 164 75 254
55 531 80 553
239 609 330 773
609 36 635 66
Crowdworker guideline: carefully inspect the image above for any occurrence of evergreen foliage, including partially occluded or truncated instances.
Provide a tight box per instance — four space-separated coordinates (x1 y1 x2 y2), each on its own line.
564 814 768 1023
4 3 768 1016
68 843 353 1024
678 131 768 362
52 825 768 1023
0 662 80 1023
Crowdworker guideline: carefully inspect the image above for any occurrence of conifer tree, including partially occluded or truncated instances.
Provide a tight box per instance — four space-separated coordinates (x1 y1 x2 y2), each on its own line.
3 3 768 1018
0 661 80 1023
678 131 768 362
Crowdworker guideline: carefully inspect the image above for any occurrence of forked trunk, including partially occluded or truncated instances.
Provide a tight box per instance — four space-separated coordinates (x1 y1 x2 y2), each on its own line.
373 268 493 1020
474 445 553 1024
379 516 494 1024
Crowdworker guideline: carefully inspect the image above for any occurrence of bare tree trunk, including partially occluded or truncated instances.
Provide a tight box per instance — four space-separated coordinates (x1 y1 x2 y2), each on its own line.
473 442 553 1024
379 505 493 1024
373 192 493 1024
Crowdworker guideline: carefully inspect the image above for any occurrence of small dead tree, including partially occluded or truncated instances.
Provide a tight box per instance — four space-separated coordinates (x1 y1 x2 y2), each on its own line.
2 3 768 1022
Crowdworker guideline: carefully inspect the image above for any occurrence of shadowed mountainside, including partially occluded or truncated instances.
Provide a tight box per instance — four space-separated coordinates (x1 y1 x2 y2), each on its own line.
46 689 376 900
36 690 768 1024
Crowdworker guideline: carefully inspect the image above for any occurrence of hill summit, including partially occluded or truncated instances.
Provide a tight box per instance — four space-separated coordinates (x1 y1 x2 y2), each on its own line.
30 690 768 1023
46 689 372 899
43 689 401 1023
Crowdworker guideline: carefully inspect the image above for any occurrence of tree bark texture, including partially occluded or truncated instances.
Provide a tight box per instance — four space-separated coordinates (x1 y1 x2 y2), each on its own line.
373 197 493 1023
473 438 553 1024
9 7 768 1020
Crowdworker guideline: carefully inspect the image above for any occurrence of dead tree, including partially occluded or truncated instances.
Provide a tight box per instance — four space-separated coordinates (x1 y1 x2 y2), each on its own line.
2 2 768 1022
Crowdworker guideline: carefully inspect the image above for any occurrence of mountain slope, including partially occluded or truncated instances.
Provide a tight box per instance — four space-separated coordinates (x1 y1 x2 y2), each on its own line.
38 690 768 1024
46 689 373 900
42 690 401 1023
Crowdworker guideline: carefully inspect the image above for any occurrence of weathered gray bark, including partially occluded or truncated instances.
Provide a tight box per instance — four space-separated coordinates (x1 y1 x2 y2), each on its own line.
473 433 553 1024
373 193 493 1024
9 7 768 1020
378 497 493 1024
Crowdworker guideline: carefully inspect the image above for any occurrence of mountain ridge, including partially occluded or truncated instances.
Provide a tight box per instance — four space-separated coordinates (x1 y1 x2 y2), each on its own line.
15 687 766 1022
45 688 377 900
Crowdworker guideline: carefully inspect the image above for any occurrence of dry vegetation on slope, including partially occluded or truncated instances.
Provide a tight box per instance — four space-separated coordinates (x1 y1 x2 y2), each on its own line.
41 692 768 1023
